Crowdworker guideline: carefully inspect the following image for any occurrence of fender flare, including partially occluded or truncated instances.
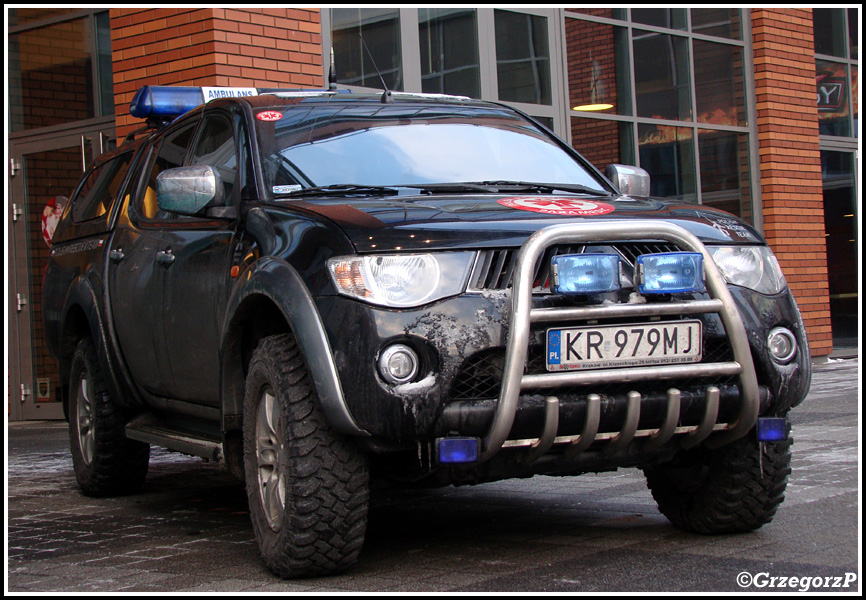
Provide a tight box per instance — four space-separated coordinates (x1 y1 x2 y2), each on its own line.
221 257 369 436
59 276 131 411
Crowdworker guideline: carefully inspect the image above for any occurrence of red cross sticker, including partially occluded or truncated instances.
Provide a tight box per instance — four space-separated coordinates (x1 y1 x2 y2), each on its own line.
497 197 615 216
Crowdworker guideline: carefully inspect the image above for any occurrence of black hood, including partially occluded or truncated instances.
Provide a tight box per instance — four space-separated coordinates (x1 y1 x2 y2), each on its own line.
274 193 764 253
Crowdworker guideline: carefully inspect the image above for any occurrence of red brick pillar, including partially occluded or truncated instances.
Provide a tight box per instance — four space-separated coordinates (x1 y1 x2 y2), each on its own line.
751 8 832 357
110 8 323 140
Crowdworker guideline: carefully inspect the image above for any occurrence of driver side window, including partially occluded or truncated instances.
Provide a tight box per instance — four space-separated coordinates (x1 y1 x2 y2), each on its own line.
189 115 238 206
135 121 197 221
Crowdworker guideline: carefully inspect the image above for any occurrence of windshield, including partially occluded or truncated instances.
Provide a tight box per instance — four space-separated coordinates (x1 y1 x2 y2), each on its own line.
257 103 608 197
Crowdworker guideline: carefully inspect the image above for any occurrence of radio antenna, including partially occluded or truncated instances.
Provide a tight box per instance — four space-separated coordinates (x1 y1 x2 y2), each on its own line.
359 33 393 103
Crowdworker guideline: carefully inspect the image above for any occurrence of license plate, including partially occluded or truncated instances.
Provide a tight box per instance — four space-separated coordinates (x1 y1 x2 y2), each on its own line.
546 320 702 371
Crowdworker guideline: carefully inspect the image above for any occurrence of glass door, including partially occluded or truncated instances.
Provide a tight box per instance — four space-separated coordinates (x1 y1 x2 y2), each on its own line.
820 150 858 349
8 127 113 420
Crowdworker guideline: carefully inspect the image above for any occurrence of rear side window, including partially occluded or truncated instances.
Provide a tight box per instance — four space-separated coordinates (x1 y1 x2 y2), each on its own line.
72 152 134 222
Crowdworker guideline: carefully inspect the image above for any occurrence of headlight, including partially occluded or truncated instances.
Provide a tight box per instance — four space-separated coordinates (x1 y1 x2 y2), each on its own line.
708 246 787 295
328 252 475 308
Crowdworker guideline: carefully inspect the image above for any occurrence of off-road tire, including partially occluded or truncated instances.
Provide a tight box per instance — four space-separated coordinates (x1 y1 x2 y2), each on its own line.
243 333 369 578
643 431 791 534
68 337 150 496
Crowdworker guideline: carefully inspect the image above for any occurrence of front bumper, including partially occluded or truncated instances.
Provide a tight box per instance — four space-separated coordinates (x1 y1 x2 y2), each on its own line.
318 222 811 462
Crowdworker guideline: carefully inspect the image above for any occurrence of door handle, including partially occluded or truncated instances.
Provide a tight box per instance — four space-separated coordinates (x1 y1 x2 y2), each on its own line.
156 249 175 266
109 249 125 262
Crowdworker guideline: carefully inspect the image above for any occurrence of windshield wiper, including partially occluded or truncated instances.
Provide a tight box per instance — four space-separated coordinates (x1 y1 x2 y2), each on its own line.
275 184 400 198
404 181 613 196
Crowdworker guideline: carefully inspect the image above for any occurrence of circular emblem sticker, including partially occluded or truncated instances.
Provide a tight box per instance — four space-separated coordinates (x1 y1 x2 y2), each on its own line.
256 110 283 122
498 197 615 216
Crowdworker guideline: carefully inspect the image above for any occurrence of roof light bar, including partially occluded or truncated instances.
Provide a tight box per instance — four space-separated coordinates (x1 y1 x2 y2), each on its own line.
128 85 352 120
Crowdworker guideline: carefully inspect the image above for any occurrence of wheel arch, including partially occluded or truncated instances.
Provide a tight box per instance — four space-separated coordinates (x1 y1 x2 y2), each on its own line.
220 257 369 437
57 277 113 416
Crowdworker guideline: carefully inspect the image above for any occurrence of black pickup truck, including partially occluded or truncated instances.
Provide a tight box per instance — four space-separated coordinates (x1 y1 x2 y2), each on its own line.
43 86 811 578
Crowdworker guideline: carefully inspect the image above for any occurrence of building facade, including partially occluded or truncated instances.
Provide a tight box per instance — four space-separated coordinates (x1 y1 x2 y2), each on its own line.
7 7 859 420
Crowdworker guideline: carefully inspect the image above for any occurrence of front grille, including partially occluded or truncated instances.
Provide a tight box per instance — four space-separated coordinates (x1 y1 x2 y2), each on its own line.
468 242 680 291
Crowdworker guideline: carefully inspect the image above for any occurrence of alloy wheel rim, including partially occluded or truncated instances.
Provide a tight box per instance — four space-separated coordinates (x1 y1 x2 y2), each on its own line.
255 389 286 531
77 371 95 465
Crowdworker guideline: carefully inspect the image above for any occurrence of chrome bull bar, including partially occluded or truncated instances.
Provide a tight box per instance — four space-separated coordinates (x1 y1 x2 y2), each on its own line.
479 221 760 462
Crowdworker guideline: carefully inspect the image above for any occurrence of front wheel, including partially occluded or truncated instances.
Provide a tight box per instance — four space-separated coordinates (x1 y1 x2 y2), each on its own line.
68 338 150 496
243 333 369 578
644 430 791 534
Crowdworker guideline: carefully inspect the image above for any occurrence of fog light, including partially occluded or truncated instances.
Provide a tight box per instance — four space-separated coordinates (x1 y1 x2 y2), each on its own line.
637 252 704 294
378 344 419 385
437 437 479 464
757 417 788 442
768 327 797 363
551 254 621 294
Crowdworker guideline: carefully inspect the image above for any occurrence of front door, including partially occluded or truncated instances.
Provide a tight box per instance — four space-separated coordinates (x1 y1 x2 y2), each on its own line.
9 126 114 420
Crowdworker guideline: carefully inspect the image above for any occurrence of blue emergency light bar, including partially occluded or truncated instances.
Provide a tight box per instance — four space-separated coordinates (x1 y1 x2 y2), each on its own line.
129 85 350 120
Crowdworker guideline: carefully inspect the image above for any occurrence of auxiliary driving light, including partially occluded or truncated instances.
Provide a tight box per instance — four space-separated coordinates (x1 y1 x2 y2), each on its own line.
436 437 479 464
378 344 419 385
551 254 621 294
756 417 788 442
767 327 797 363
637 252 704 294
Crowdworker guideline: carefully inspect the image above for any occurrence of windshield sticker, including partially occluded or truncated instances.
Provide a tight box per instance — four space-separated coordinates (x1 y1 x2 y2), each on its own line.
498 197 615 216
256 110 284 122
273 185 302 195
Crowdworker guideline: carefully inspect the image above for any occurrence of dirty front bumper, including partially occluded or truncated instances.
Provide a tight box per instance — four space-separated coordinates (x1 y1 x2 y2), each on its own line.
318 222 811 460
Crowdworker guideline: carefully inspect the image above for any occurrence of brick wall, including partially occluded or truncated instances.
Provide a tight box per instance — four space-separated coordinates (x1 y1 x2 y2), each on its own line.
751 8 832 356
110 8 323 140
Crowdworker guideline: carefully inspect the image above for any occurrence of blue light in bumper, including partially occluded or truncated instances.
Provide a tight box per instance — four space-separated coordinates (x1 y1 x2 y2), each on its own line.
437 438 479 464
637 252 704 294
551 254 621 294
756 418 788 442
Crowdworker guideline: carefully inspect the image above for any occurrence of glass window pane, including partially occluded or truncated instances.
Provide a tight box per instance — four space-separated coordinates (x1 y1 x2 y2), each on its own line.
95 11 114 116
633 30 691 121
73 152 133 223
698 130 752 222
494 10 551 105
821 151 858 345
9 18 96 132
332 8 403 91
565 8 627 20
816 60 852 137
638 124 696 201
693 40 746 126
690 8 741 40
849 8 858 60
853 65 859 138
813 8 847 58
632 8 687 31
8 8 80 26
566 20 631 116
571 118 634 172
418 8 480 98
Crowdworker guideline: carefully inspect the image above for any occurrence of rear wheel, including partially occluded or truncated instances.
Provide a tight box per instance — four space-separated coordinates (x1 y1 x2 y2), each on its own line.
243 333 369 578
644 430 791 534
68 338 150 496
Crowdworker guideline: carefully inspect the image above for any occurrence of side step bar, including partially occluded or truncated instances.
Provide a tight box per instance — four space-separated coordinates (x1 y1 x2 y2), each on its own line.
126 414 223 462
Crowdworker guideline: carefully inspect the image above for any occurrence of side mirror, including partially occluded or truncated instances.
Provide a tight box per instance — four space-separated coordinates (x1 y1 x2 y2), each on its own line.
156 166 224 216
604 164 651 197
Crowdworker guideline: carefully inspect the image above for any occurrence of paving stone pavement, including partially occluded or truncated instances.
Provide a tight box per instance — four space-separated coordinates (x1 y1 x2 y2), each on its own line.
6 359 860 593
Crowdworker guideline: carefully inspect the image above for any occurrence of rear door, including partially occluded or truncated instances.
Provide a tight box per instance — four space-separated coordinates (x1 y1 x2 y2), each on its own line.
107 119 200 399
